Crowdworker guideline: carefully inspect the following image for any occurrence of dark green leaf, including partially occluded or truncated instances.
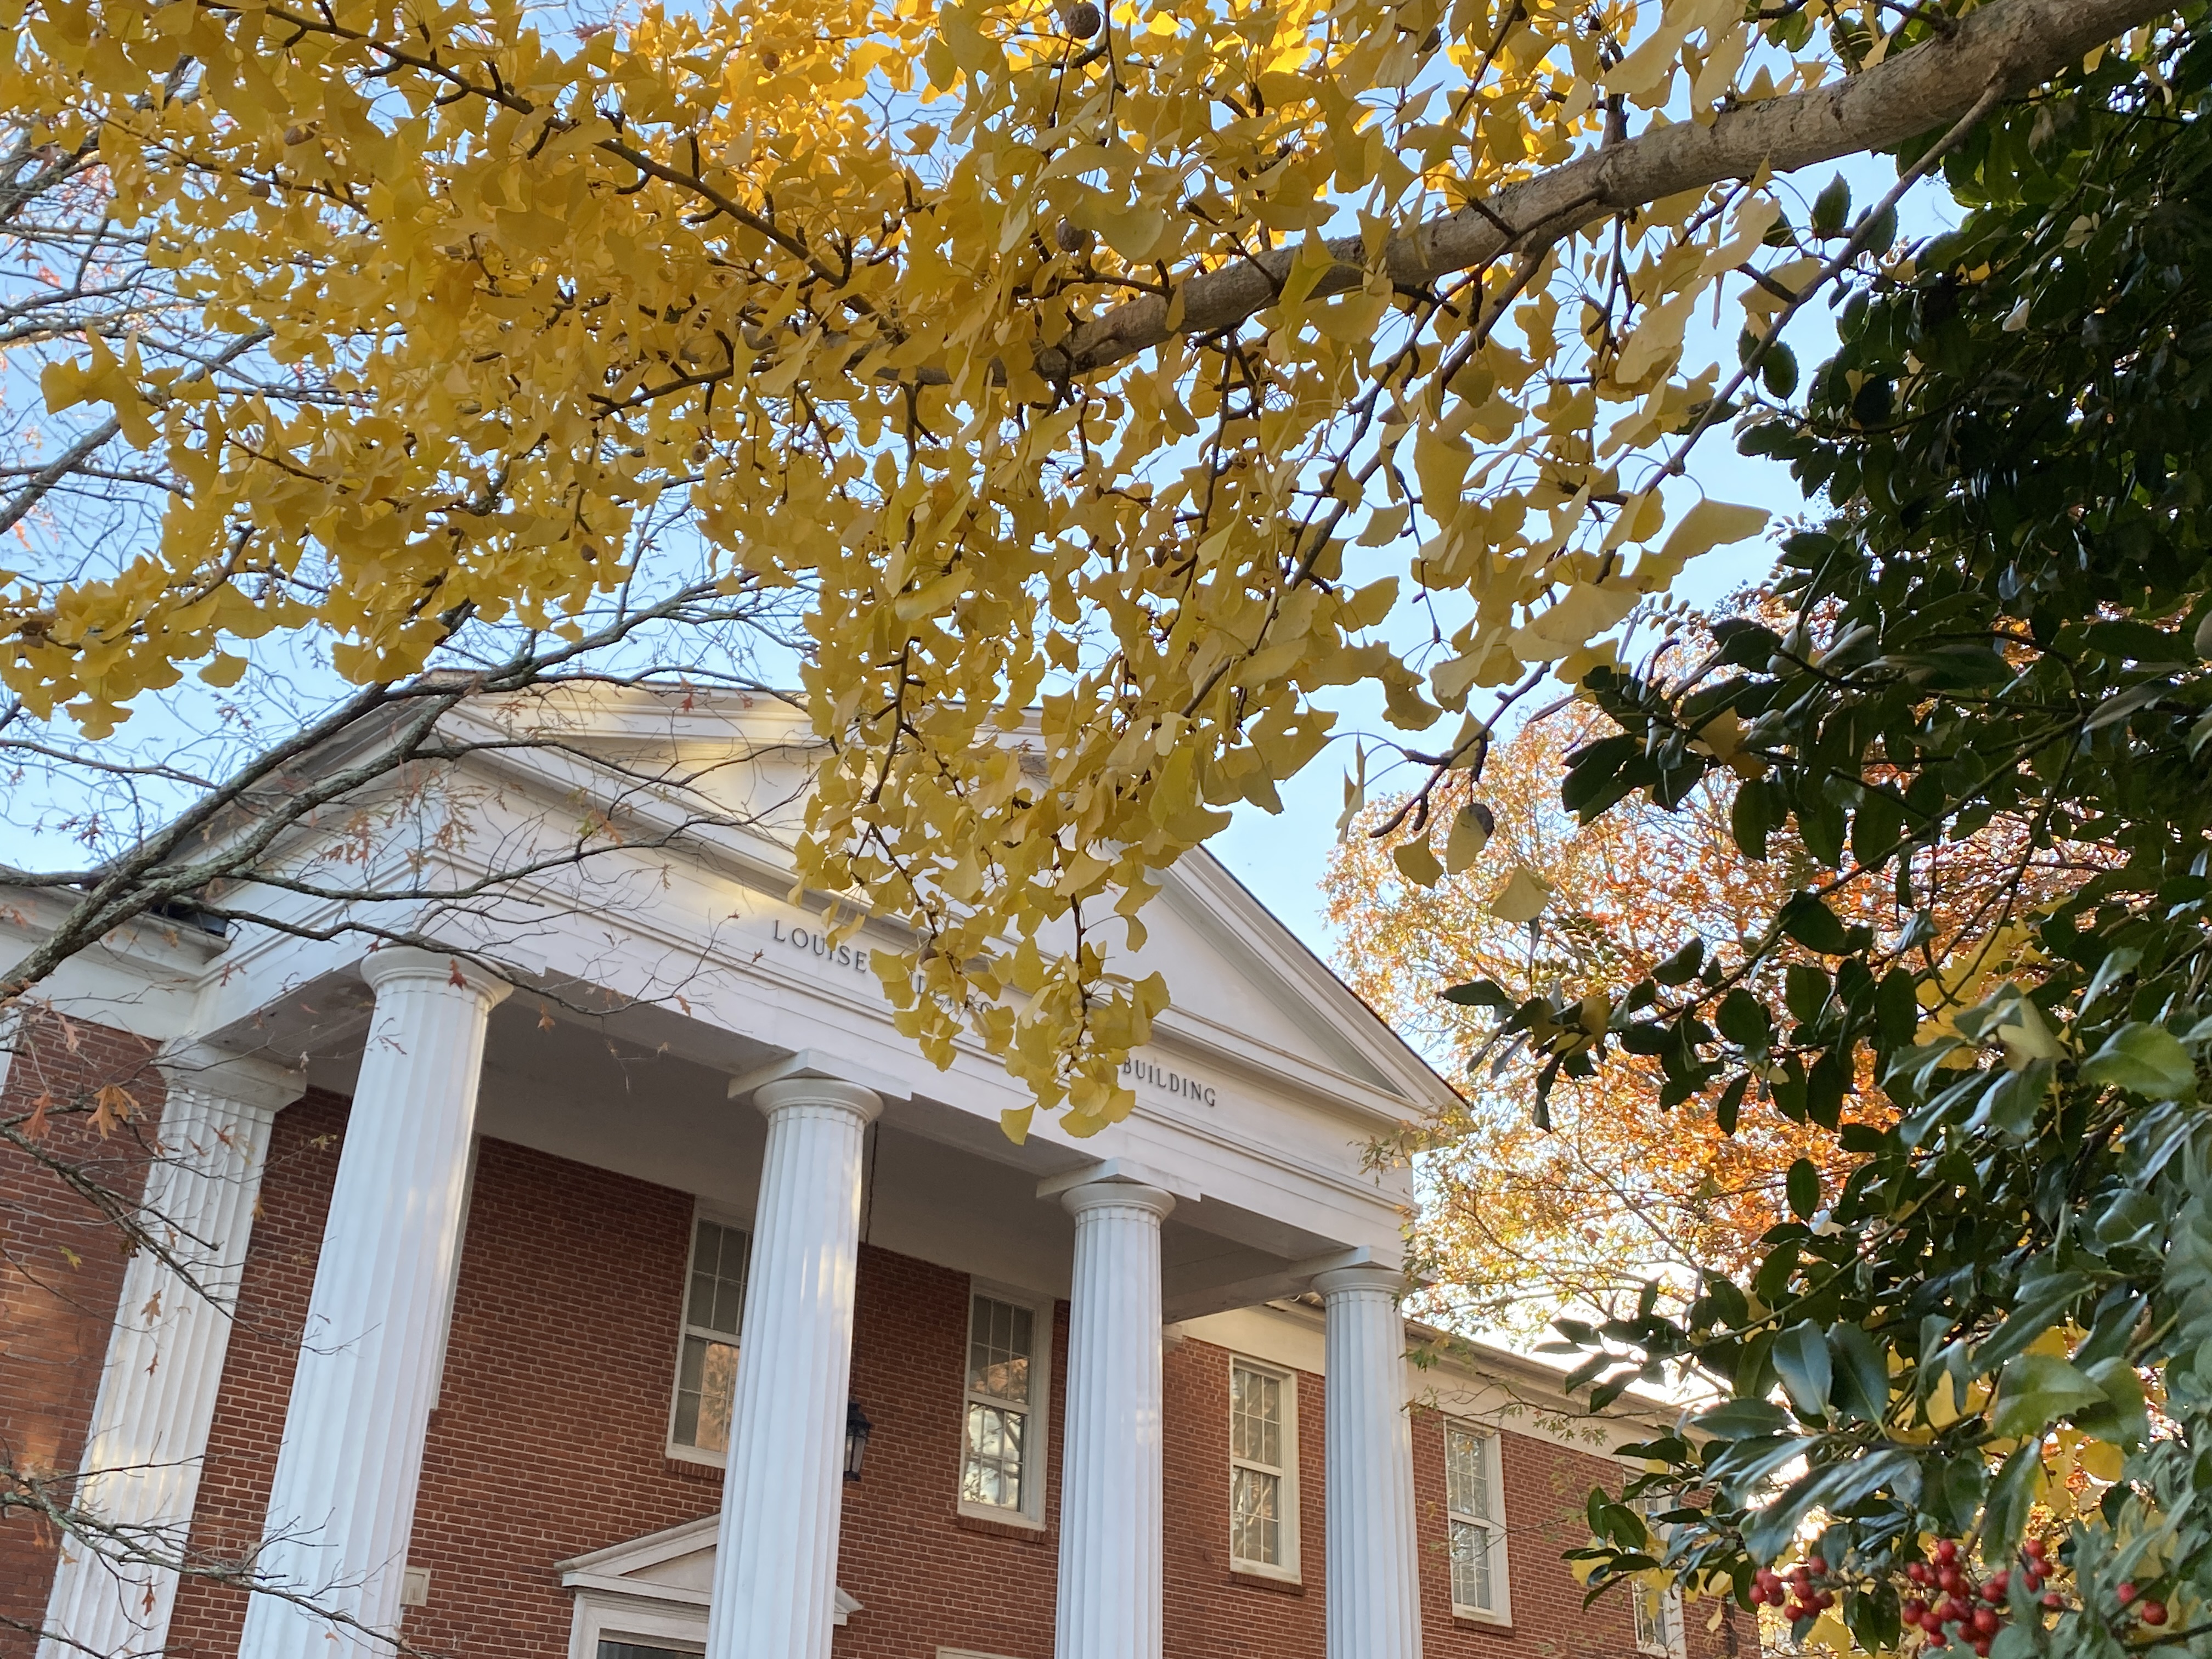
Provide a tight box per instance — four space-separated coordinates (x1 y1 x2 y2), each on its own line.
1773 1320 1832 1418
1812 175 1852 235
2078 1022 2198 1101
1779 892 1851 955
1718 988 1773 1048
1827 1322 1889 1424
1786 1156 1819 1218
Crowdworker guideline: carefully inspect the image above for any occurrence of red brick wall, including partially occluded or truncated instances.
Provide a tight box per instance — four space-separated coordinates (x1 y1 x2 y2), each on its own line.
14 1051 1746 1659
1415 1410 1638 1658
1410 1414 1741 1659
835 1245 1066 1659
165 1125 1071 1659
397 1136 723 1656
0 1013 166 1658
1155 1337 1741 1659
1164 1333 1325 1656
166 1119 717 1658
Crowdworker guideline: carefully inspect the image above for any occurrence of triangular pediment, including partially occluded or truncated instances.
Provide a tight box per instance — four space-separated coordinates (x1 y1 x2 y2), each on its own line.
438 684 1454 1120
556 1516 860 1623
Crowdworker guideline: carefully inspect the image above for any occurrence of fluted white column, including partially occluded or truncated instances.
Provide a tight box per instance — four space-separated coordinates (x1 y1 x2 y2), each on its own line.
704 1077 881 1659
236 949 509 1659
1315 1264 1422 1659
1054 1180 1176 1659
40 1045 304 1659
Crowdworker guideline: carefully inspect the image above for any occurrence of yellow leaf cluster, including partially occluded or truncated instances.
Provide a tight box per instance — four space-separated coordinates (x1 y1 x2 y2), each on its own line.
0 0 1951 1123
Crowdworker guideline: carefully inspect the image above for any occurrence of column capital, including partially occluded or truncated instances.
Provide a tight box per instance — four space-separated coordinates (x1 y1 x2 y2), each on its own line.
1313 1263 1408 1300
1060 1179 1177 1224
753 1076 883 1125
155 1042 308 1116
358 946 514 1005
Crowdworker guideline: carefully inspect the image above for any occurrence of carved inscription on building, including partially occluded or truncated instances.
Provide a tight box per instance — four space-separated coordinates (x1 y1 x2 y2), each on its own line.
769 917 875 981
1120 1057 1218 1108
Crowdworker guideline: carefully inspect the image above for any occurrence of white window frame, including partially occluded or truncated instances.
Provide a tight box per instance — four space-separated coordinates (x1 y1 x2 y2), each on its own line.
1633 1493 1687 1659
1443 1419 1512 1624
1227 1355 1301 1582
566 1596 707 1659
664 1205 751 1466
955 1279 1053 1529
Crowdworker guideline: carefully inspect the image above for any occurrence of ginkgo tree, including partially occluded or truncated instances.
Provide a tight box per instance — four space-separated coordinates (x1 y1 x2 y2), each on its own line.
0 0 2178 1139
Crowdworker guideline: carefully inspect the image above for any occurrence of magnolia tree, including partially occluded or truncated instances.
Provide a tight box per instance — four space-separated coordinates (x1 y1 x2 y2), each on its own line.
1429 22 2212 1659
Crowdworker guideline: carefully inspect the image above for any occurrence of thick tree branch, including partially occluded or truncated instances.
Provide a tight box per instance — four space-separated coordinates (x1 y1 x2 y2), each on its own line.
1042 0 2171 378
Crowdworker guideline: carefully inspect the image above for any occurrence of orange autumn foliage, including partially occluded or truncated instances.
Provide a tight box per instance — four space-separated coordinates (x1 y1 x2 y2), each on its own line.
1324 697 2086 1337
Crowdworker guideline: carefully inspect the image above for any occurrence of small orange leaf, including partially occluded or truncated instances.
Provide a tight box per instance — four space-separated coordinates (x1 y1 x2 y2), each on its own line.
90 1084 138 1137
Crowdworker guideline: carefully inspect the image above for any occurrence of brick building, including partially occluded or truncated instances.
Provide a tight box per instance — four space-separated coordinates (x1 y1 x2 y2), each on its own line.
1 691 1729 1659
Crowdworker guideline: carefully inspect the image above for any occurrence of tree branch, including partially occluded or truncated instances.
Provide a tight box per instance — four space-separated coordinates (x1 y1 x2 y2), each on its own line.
1039 0 2170 379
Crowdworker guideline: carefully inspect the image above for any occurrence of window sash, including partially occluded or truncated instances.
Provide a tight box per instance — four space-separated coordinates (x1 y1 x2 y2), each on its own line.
670 1217 749 1455
1635 1583 1684 1656
1228 1362 1294 1572
1444 1424 1493 1521
961 1293 1040 1517
1444 1423 1505 1617
1450 1517 1498 1612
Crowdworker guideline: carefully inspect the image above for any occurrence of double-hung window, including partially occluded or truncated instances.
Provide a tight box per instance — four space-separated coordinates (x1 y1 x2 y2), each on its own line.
1228 1358 1299 1577
1633 1494 1686 1658
1444 1420 1510 1621
668 1216 749 1458
960 1286 1048 1525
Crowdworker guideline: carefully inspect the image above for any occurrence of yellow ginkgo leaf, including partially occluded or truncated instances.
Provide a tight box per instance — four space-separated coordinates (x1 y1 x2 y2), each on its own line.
1393 839 1444 888
1488 865 1554 924
1643 500 1772 584
1444 803 1494 873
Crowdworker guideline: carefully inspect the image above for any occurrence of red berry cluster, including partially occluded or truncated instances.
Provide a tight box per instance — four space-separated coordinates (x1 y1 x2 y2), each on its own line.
1749 1555 1837 1623
1895 1538 2083 1655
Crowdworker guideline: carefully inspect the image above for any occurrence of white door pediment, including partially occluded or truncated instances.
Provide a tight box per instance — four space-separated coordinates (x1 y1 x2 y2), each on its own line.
557 1515 859 1658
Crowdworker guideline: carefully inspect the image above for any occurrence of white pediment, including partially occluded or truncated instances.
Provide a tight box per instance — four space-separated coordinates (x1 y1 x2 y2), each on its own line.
439 684 1456 1125
556 1515 859 1623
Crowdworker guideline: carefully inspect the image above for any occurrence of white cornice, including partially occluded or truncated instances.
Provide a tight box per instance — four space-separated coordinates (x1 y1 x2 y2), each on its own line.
0 883 230 974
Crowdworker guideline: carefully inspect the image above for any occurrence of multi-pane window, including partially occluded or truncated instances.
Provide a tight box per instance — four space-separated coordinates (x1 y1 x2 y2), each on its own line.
1229 1360 1296 1575
669 1217 749 1455
1446 1422 1508 1618
1634 1496 1686 1657
961 1293 1039 1517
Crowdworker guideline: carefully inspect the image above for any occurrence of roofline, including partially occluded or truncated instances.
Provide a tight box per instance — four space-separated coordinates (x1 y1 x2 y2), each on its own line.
1403 1316 1683 1431
1177 849 1469 1110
